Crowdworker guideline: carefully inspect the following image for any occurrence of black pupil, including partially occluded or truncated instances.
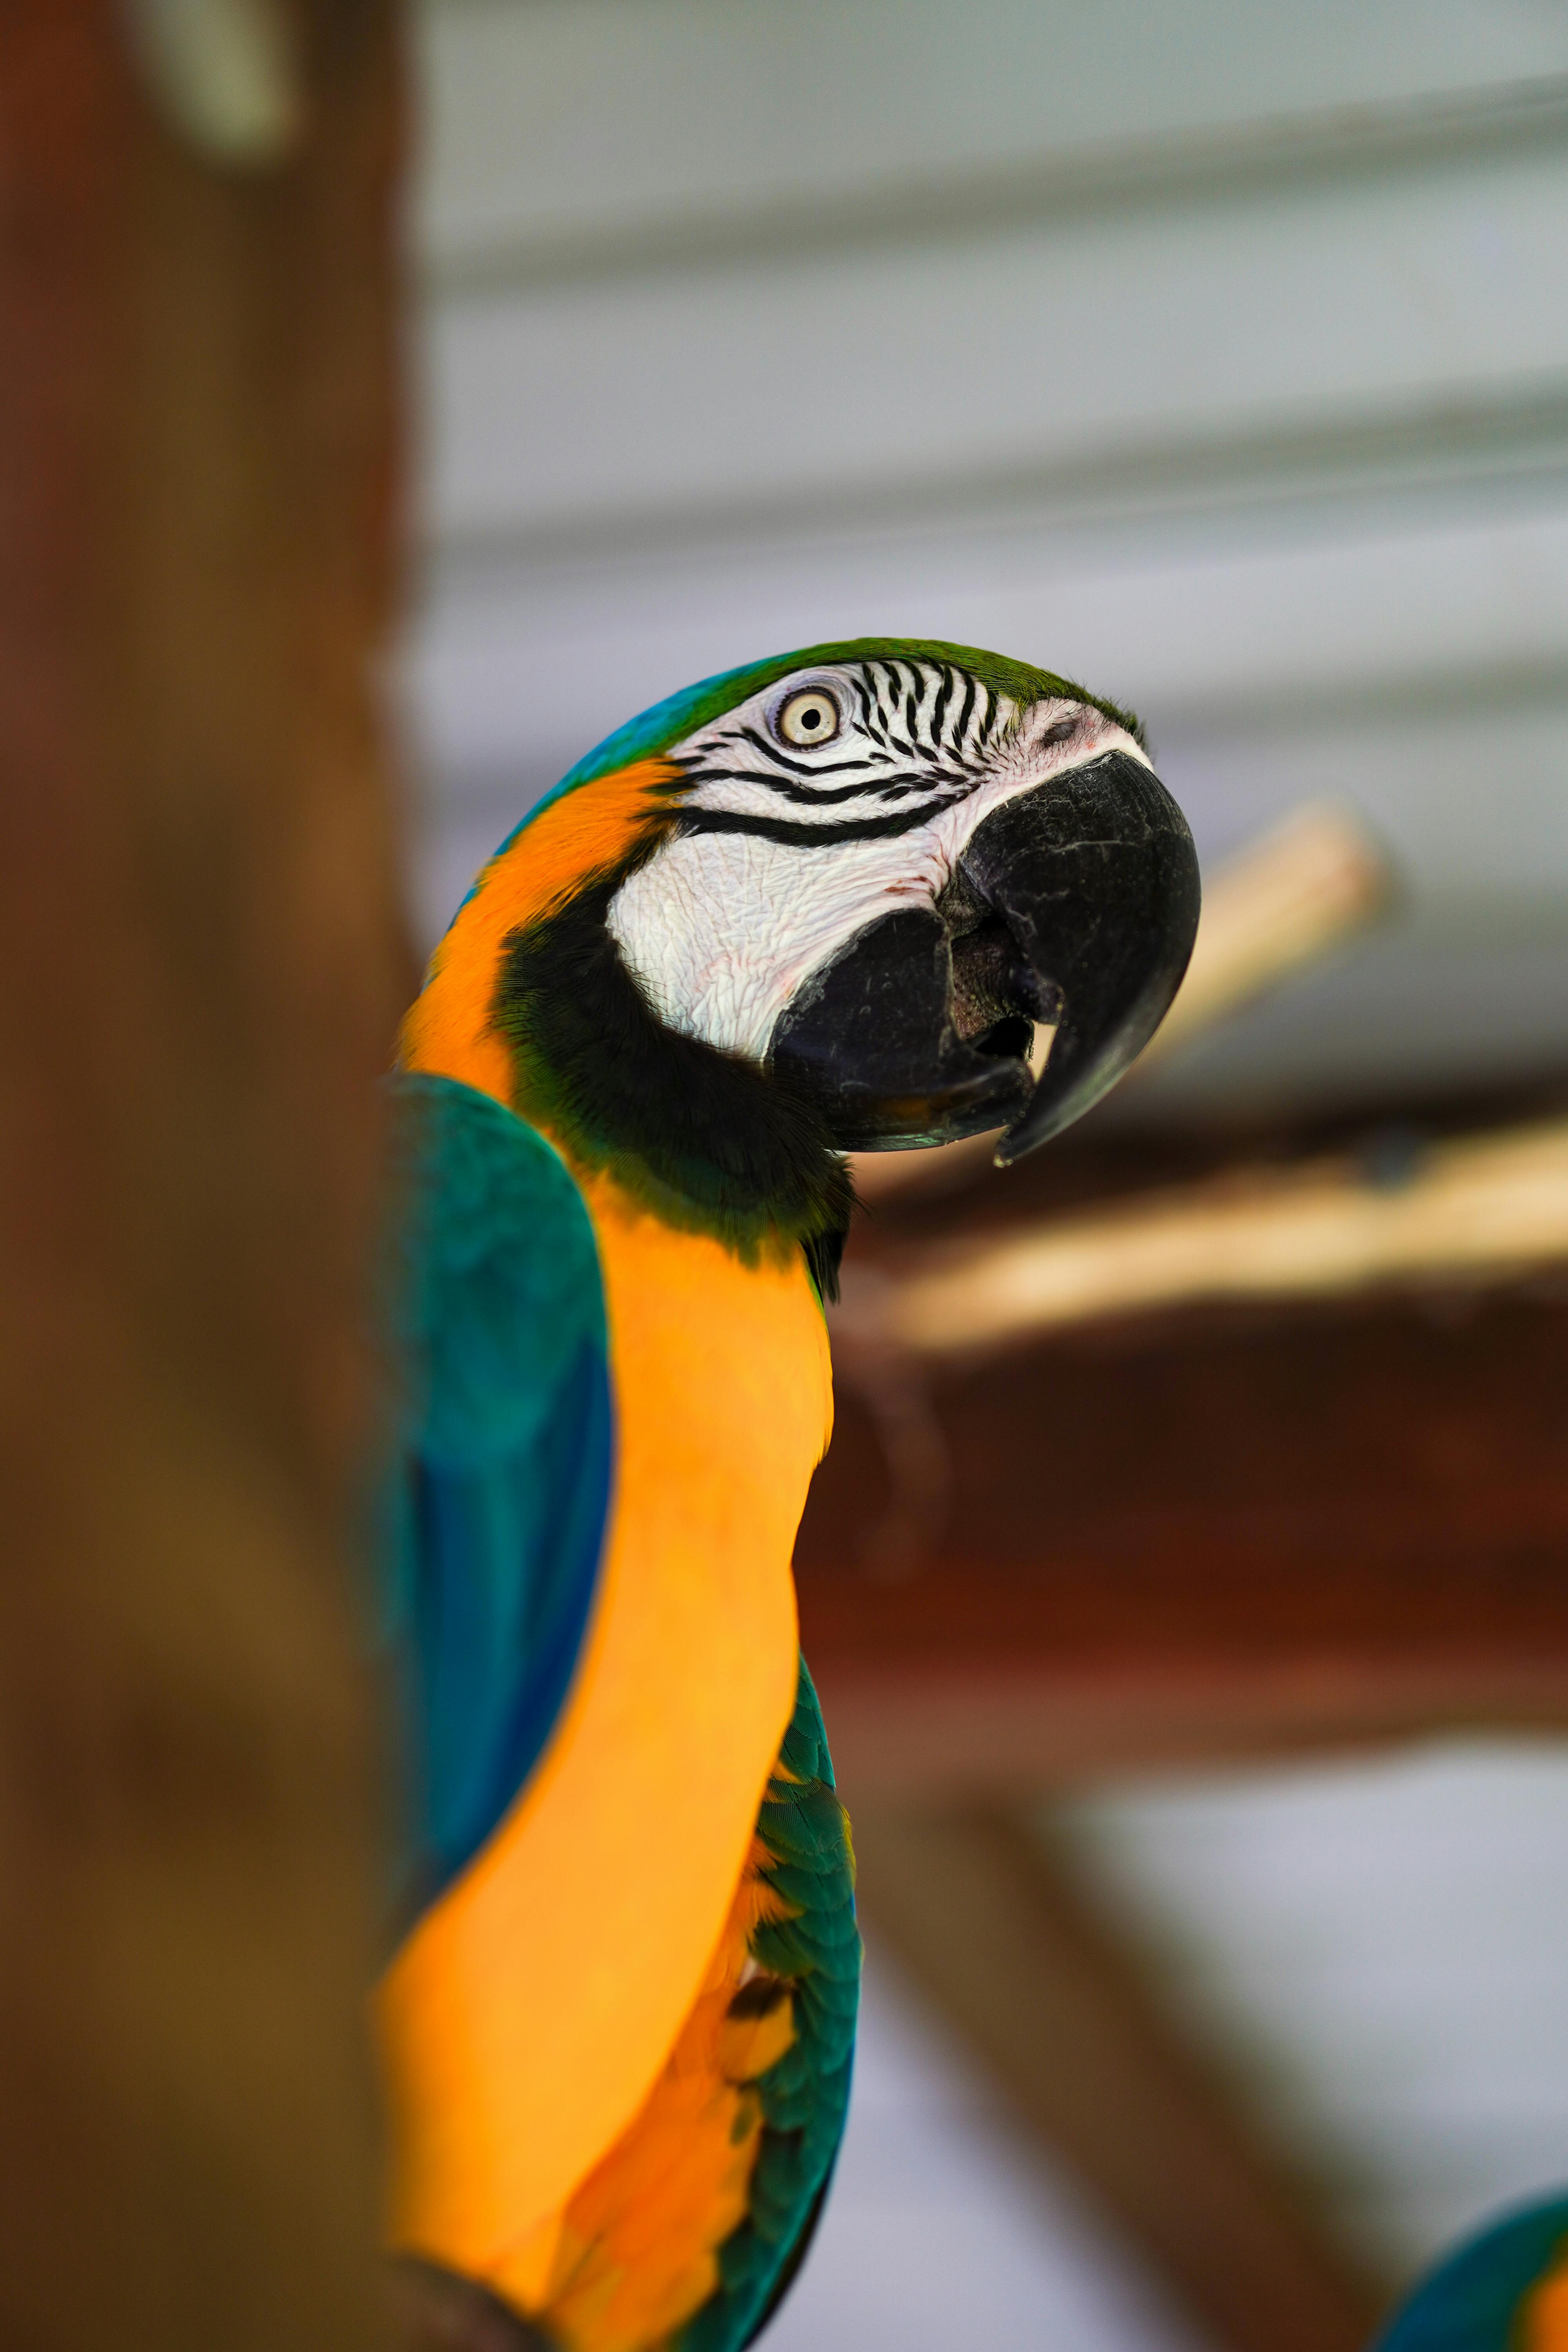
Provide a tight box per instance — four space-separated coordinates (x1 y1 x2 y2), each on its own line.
802 706 822 730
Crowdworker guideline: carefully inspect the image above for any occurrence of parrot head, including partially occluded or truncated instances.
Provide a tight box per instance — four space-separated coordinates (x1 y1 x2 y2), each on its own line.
404 638 1199 1272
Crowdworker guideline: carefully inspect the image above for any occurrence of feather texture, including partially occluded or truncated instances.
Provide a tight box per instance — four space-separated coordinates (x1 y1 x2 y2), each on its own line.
690 1661 859 2352
518 1662 859 2352
533 637 1142 816
496 877 852 1295
381 1072 612 1915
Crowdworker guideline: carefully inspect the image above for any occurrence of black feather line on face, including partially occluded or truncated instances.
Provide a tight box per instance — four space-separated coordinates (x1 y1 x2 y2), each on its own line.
677 799 956 848
684 764 898 809
492 873 853 1298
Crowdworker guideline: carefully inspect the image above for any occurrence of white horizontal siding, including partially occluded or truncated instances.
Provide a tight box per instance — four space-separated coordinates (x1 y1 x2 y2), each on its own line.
418 0 1568 257
423 147 1568 544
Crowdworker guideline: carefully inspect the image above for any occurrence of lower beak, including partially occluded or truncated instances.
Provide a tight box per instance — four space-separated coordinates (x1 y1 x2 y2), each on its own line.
768 750 1200 1160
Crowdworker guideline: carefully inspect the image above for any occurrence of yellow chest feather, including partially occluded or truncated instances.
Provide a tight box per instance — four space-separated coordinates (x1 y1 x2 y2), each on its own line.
377 1163 834 2311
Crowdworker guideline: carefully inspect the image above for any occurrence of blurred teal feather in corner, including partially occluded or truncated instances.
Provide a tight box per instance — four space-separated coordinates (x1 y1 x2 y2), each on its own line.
1373 2195 1568 2352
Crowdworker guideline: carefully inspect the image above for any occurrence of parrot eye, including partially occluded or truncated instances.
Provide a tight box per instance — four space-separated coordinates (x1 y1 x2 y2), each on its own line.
775 688 841 749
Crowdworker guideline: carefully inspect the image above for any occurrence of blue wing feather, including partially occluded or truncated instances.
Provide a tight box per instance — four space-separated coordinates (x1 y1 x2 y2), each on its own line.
381 1071 613 1918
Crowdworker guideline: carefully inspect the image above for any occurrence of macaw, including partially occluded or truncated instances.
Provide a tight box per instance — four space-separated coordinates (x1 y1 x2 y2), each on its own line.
377 638 1200 2351
1374 2196 1568 2351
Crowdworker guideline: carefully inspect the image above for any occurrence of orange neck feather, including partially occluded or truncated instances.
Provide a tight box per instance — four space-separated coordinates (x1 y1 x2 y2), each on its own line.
399 760 678 1107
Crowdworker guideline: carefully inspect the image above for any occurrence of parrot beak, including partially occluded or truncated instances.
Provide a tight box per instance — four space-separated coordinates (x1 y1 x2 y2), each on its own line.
768 750 1200 1159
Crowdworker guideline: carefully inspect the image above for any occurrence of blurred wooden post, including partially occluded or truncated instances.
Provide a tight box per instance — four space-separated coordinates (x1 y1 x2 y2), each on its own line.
855 1805 1388 2352
0 7 407 2350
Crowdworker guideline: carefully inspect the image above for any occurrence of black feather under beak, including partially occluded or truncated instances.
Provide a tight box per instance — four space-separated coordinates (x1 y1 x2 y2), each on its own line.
768 750 1200 1161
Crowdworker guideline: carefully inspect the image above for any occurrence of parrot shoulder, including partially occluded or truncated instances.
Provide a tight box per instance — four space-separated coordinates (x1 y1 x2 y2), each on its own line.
381 1069 614 1916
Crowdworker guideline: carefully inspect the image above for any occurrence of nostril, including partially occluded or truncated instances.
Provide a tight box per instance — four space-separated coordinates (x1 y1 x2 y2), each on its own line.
949 914 1049 1045
973 1014 1033 1063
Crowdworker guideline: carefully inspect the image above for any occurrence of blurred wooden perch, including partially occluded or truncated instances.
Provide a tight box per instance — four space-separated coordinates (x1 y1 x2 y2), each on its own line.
1136 798 1394 1063
837 1117 1568 1361
853 798 1394 1202
853 1806 1386 2352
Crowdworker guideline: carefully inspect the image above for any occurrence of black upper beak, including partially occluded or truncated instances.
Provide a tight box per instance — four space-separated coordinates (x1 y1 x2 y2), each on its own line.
768 749 1200 1160
962 751 1201 1160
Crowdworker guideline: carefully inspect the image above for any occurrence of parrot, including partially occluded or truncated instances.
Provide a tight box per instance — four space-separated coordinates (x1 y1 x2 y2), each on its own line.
1373 2196 1568 2352
376 637 1201 2352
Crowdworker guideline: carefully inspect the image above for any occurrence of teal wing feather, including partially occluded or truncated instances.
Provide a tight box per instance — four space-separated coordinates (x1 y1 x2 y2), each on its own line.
679 1660 861 2352
381 1071 613 1918
1374 2195 1568 2351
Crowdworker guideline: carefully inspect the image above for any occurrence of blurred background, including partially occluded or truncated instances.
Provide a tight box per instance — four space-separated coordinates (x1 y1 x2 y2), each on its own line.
403 5 1568 2347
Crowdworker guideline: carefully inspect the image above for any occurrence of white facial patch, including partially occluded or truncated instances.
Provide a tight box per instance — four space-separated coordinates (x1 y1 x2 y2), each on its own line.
608 826 952 1062
605 657 1148 1065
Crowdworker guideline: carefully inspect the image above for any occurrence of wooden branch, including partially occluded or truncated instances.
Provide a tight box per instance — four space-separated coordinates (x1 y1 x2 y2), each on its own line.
837 1118 1568 1361
798 1285 1568 1795
0 9 406 2350
1138 800 1393 1065
853 799 1392 1202
851 1804 1388 2352
818 1656 1568 1803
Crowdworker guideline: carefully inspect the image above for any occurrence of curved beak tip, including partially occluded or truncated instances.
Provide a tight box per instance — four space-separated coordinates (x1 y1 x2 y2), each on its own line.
960 750 1202 1164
